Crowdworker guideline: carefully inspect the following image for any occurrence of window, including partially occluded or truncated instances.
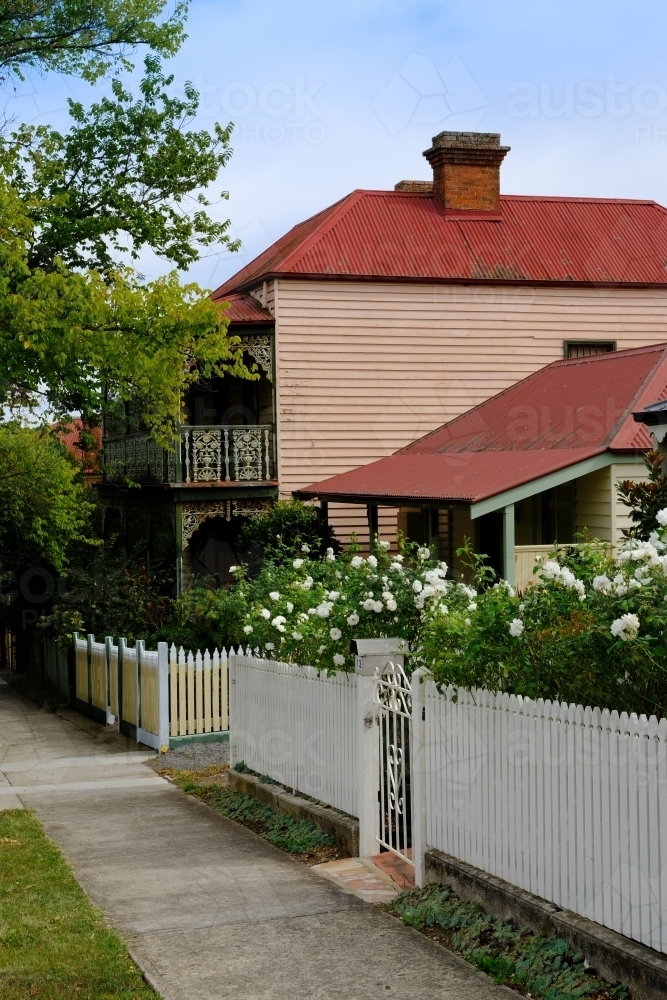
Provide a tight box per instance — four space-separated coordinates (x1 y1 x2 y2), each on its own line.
564 341 616 359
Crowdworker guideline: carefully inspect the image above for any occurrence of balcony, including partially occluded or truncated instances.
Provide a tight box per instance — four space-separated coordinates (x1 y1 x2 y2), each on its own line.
103 425 275 484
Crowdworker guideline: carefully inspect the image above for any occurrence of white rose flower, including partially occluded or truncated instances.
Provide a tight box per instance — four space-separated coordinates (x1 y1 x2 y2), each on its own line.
412 580 423 593
243 625 253 634
299 575 314 590
389 562 404 573
269 591 280 601
327 591 340 600
611 613 640 641
464 618 471 627
335 570 342 579
333 653 345 667
301 543 310 553
347 612 360 626
265 642 275 651
292 631 303 641
592 575 612 593
329 627 342 640
271 615 286 627
293 558 304 569
350 556 363 569
229 565 238 573
299 612 309 621
378 540 390 550
308 608 317 615
657 509 667 526
373 601 383 613
325 547 336 561
417 546 430 561
362 599 376 611
286 602 294 613
316 602 333 618
318 644 326 655
260 608 271 620
509 618 524 637
385 598 397 612
467 602 477 612
615 584 628 596
438 603 448 615
367 554 378 568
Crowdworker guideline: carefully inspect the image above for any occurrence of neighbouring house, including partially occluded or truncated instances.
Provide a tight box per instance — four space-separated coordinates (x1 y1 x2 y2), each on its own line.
295 344 667 591
57 419 102 484
100 129 667 590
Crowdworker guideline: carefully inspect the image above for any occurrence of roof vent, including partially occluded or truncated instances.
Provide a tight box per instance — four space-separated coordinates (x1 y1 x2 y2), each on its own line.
422 131 510 214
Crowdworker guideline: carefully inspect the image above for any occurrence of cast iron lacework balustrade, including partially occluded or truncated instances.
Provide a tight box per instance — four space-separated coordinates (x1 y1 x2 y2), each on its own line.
181 425 273 483
104 425 274 483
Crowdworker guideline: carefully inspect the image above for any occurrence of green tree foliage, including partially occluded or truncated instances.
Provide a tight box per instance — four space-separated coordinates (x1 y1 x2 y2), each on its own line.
617 449 667 540
0 423 93 571
0 0 187 83
0 176 248 439
8 57 239 272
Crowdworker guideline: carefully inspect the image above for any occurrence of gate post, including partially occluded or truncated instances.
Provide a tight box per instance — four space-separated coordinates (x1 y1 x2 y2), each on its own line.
411 666 432 887
157 642 170 753
353 639 406 859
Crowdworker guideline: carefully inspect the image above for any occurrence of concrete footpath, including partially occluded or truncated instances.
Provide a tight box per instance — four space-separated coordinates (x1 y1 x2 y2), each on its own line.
0 679 512 1000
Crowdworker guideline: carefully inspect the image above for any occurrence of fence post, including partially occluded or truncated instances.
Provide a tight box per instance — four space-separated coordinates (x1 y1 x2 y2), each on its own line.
118 637 126 735
86 633 94 709
104 636 114 725
228 648 238 768
411 666 432 888
157 642 170 753
136 639 144 744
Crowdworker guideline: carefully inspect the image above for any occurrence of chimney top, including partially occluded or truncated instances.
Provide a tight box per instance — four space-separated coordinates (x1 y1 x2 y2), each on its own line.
429 131 506 150
423 130 510 214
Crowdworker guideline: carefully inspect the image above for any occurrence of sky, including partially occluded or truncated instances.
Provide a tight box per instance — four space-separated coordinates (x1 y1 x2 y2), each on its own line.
4 0 667 292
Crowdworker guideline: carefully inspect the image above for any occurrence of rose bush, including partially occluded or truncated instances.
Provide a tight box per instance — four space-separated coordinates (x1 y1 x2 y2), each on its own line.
419 524 667 719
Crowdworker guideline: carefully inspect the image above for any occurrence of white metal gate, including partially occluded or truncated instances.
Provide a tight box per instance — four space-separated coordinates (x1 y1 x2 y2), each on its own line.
374 659 413 863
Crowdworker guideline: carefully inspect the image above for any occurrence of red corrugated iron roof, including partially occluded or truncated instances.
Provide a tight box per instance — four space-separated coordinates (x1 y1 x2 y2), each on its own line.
296 449 605 506
215 291 274 324
213 192 667 296
56 419 102 474
297 344 667 505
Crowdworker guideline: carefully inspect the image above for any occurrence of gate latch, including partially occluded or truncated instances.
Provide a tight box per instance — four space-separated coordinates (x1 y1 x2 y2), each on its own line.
363 712 374 728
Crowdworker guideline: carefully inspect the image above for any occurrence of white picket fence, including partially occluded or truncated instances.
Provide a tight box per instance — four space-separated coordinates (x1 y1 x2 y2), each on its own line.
230 650 667 957
233 652 357 816
73 633 229 750
424 683 667 954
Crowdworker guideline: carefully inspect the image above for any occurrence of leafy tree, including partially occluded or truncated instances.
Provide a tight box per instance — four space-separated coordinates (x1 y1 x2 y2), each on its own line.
0 423 94 571
8 57 239 272
617 450 667 540
0 174 249 441
0 0 187 83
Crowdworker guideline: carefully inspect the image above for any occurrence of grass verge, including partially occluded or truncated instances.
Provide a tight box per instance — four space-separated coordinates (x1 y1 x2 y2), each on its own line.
172 771 346 864
0 810 157 1000
388 884 628 1000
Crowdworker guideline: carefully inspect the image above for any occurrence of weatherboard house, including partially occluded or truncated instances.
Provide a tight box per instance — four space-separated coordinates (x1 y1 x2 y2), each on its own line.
297 345 666 590
101 131 667 590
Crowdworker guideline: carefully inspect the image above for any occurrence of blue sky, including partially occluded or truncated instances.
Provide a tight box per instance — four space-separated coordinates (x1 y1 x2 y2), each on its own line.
4 0 667 290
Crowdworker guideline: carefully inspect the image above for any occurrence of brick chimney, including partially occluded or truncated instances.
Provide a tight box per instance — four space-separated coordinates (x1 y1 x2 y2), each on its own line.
422 131 510 214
